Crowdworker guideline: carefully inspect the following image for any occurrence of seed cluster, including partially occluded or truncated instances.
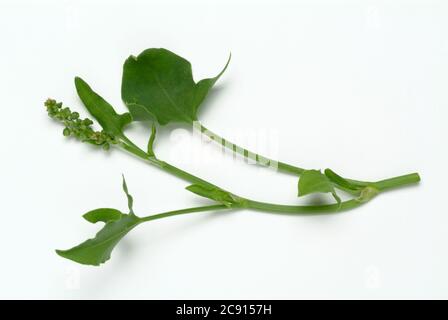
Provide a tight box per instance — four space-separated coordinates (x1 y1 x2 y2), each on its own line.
45 98 118 150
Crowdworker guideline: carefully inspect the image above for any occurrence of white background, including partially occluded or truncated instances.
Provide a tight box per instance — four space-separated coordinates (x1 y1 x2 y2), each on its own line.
0 0 446 299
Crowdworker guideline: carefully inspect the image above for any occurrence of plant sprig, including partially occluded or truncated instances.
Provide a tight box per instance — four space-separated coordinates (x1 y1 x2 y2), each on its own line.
47 48 420 266
56 176 229 266
120 48 419 199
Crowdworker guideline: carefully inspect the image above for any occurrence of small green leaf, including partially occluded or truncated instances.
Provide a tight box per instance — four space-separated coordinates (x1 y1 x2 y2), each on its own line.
75 77 132 137
324 168 360 191
121 175 134 214
186 184 241 207
298 169 341 204
56 214 140 266
121 48 230 125
83 208 123 223
147 123 157 157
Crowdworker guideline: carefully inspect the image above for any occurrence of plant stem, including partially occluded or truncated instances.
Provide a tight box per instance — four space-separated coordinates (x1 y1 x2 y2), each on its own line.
195 122 420 192
373 173 421 191
159 161 221 190
120 141 221 190
117 138 384 215
139 204 228 222
195 122 304 174
246 198 363 214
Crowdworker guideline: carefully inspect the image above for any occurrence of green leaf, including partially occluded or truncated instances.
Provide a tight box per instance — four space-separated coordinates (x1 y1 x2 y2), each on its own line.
83 208 123 223
324 168 360 191
186 184 242 207
298 169 341 204
121 175 134 214
75 77 132 136
56 213 140 266
121 48 230 125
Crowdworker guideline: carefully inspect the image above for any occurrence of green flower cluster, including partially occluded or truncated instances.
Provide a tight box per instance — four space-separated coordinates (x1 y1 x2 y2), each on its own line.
45 99 118 150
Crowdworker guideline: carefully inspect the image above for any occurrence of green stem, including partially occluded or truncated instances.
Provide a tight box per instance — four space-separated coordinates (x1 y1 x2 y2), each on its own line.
196 122 304 175
195 122 420 192
117 136 419 214
139 204 228 222
158 161 221 190
117 138 374 214
373 173 421 191
247 198 363 214
120 141 220 190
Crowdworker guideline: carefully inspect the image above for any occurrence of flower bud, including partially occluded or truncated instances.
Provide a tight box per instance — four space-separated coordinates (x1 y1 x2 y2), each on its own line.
70 112 80 120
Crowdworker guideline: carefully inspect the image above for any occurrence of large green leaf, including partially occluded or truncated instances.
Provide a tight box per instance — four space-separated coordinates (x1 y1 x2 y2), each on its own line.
56 213 140 266
121 48 230 125
298 169 341 204
75 77 132 137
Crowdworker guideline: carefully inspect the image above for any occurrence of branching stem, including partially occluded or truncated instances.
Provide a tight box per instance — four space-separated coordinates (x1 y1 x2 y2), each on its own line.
195 122 420 193
117 135 419 215
139 204 228 223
